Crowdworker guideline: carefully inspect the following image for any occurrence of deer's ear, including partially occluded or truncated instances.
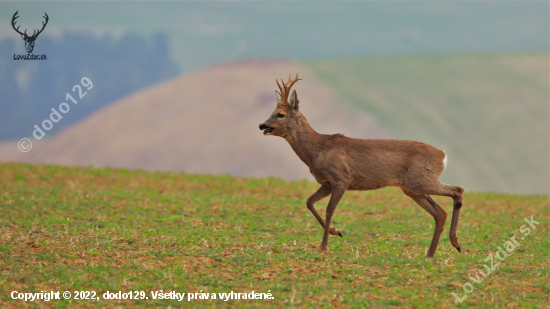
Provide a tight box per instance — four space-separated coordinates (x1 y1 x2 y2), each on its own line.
289 90 299 110
275 91 282 104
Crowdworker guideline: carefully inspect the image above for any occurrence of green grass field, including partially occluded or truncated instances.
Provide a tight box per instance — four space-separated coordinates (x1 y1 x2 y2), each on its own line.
308 53 549 195
0 163 548 308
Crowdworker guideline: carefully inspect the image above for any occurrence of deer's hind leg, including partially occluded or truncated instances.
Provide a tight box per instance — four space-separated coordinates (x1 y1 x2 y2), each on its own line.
306 184 342 237
405 180 464 252
446 186 464 252
403 162 464 253
402 188 448 257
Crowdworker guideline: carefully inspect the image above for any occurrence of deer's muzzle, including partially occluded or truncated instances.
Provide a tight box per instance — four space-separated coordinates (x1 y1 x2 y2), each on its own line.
259 123 274 135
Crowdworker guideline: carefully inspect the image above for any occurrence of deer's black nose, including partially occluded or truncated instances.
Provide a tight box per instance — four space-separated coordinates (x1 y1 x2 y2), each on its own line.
259 123 268 130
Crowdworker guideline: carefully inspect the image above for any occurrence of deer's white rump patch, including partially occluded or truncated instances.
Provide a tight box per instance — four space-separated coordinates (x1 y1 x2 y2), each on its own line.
442 151 447 170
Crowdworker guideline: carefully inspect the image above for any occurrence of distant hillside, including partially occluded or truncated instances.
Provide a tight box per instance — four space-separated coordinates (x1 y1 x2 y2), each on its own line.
2 54 547 194
0 33 178 140
309 53 549 194
0 59 388 180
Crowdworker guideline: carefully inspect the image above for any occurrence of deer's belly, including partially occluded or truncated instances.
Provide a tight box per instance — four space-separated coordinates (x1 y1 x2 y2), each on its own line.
347 183 391 191
347 176 400 191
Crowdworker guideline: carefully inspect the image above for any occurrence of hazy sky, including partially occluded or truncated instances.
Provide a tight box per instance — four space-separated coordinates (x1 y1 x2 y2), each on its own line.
1 1 548 70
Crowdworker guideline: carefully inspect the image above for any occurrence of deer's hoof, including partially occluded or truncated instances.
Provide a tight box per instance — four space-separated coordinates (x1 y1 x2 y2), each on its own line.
329 227 340 236
450 235 461 251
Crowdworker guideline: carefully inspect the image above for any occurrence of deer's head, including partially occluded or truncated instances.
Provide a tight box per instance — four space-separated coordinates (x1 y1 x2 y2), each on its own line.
259 73 305 138
12 11 49 54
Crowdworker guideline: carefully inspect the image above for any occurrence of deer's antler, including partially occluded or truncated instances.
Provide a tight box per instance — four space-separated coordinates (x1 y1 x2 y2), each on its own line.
11 11 25 37
276 73 301 105
30 13 49 39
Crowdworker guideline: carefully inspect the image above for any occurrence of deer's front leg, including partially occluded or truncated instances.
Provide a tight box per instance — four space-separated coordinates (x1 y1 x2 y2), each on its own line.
319 183 347 251
307 185 342 237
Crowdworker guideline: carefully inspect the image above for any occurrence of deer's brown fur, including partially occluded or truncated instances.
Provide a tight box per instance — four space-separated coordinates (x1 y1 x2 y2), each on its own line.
259 74 464 257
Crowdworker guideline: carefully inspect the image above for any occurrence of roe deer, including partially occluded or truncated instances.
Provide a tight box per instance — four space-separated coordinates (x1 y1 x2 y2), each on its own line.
259 74 464 257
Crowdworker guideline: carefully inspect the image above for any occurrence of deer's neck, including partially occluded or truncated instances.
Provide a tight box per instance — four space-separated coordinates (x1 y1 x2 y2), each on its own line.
285 118 321 168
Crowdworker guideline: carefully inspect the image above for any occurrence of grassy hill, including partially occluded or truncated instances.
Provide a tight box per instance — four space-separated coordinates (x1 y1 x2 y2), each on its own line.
308 53 549 194
0 163 547 308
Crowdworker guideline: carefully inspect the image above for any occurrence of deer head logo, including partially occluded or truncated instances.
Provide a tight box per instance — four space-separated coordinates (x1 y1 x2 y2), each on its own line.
11 10 49 54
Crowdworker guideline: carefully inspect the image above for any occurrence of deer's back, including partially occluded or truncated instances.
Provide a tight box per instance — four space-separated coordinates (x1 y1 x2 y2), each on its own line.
313 135 446 190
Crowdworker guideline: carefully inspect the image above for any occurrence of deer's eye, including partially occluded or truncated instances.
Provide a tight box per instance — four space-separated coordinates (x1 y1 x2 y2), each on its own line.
277 113 285 119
